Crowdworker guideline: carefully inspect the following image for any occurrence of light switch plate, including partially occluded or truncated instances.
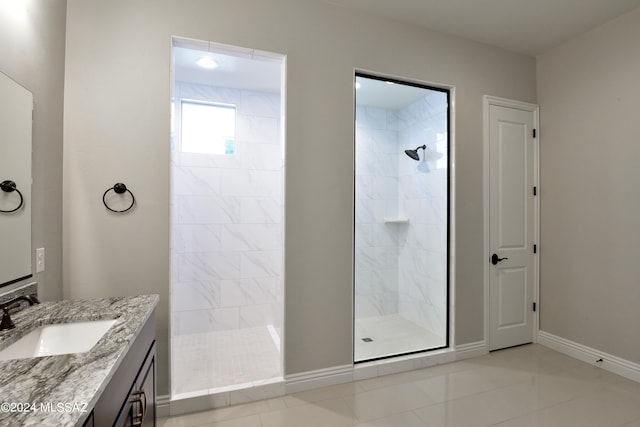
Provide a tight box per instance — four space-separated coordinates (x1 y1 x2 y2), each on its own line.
35 248 45 272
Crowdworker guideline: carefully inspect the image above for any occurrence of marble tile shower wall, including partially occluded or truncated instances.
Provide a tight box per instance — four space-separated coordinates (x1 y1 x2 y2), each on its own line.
355 106 401 318
171 82 283 337
398 92 448 337
355 92 447 339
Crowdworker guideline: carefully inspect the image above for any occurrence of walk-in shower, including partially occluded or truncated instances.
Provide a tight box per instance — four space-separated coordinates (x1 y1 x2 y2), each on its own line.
170 38 285 398
354 73 449 362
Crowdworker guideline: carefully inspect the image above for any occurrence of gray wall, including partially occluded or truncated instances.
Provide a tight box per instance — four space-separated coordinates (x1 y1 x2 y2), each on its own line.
0 0 65 302
538 7 640 363
63 0 536 395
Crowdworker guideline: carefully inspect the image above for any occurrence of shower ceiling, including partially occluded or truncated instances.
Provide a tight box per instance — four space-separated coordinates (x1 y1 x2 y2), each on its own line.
173 46 282 93
355 76 433 110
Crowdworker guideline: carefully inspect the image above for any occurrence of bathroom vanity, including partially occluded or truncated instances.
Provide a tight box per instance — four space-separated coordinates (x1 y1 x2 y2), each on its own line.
0 294 158 426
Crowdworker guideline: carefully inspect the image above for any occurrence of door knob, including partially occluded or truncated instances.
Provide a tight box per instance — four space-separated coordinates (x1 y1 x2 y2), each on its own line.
491 253 508 265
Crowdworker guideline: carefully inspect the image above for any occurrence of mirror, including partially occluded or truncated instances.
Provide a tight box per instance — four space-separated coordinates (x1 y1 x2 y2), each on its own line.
0 71 32 286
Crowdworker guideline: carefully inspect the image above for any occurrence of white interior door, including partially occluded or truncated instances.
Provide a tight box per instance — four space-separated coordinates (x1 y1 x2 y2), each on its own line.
488 102 537 351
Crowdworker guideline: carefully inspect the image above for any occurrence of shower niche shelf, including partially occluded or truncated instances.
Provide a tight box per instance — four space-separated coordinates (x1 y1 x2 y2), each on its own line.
384 217 410 224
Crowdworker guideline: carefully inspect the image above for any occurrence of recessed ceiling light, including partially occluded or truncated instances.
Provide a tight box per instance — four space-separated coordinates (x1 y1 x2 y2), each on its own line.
196 57 218 69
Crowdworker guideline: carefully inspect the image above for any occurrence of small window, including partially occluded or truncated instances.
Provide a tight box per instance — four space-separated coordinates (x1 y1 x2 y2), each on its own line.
181 100 236 155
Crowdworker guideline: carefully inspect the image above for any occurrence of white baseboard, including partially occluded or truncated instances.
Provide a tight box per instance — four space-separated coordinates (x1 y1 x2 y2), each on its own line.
455 340 487 360
538 331 640 383
156 394 171 418
285 364 354 394
163 345 482 417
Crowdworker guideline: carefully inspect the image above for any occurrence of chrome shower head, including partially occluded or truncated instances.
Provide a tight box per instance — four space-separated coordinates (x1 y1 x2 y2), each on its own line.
404 145 426 161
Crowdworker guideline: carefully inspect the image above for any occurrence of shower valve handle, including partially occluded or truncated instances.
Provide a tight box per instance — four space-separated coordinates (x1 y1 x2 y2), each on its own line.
491 253 508 265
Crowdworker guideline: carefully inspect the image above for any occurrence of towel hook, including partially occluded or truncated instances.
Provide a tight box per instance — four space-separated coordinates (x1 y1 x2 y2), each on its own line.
102 182 135 213
0 180 24 213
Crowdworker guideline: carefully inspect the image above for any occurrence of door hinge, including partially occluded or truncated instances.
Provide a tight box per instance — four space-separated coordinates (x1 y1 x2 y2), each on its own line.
533 186 537 196
533 128 536 138
533 302 537 312
533 244 537 254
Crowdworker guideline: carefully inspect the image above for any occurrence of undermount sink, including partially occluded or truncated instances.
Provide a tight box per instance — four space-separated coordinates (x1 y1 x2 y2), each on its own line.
0 319 117 361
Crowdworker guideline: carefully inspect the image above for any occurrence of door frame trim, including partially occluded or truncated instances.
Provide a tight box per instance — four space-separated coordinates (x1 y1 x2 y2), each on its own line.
483 95 540 352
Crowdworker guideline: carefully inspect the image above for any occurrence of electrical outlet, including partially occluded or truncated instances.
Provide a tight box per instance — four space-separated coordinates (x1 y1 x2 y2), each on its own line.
36 248 45 272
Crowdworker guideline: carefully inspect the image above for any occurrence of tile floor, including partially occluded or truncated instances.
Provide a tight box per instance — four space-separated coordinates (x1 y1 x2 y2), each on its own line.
172 326 282 398
354 314 446 362
159 344 640 426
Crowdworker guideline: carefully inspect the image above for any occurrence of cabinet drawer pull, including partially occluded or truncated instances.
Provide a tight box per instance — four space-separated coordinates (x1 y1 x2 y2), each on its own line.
129 390 147 426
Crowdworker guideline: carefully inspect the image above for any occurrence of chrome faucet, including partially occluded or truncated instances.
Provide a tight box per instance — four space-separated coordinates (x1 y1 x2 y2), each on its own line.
0 295 40 331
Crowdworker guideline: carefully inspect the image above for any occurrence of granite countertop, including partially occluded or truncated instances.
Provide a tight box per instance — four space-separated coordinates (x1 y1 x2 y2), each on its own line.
0 294 159 427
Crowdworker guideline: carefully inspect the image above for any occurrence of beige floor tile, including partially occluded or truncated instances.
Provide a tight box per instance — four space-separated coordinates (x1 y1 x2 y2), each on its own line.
413 364 536 403
158 397 286 426
494 387 640 427
283 381 360 407
259 398 357 427
355 360 477 392
160 344 640 427
187 414 262 427
355 410 429 427
413 375 583 427
344 381 436 422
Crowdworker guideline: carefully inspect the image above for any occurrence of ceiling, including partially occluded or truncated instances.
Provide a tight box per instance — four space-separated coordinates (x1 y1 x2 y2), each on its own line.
356 75 441 109
173 46 282 93
326 0 640 56
173 1 640 107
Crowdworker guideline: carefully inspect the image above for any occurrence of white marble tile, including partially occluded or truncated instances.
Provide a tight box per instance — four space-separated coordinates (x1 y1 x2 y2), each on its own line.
172 166 221 196
173 307 240 335
355 150 377 176
171 326 282 395
239 91 281 118
372 223 399 247
221 223 280 251
355 175 374 200
373 175 398 201
220 278 279 307
356 106 387 130
372 129 399 153
354 296 384 318
240 250 282 278
171 253 180 282
177 82 242 105
177 195 241 224
172 224 222 253
355 223 374 248
375 153 399 177
239 303 282 328
172 280 221 311
354 314 445 361
241 141 283 171
174 150 242 169
355 199 376 224
236 115 280 144
178 252 241 281
240 198 282 224
354 268 374 294
220 169 280 199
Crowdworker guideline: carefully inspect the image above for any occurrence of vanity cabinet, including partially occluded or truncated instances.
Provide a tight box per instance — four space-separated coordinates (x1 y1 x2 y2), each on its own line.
113 342 156 427
83 312 156 427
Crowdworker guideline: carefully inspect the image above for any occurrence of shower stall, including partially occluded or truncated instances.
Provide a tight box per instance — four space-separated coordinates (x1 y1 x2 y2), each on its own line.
354 73 449 362
170 39 285 398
